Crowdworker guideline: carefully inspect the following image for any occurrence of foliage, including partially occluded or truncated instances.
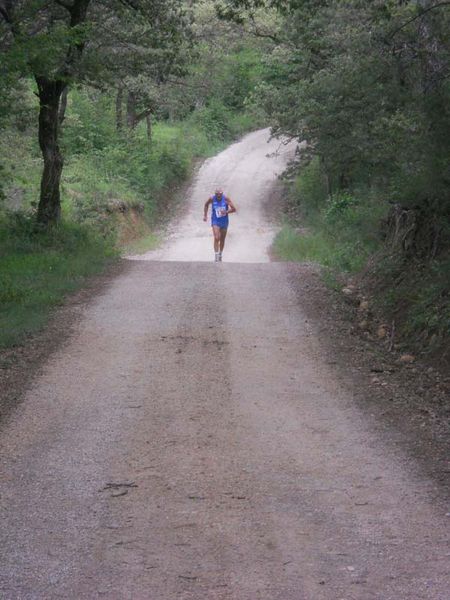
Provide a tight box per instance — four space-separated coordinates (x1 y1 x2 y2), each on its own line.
0 0 197 223
56 85 253 228
222 0 450 236
292 156 328 218
0 0 265 220
223 0 450 355
0 213 116 348
373 252 450 354
275 158 385 271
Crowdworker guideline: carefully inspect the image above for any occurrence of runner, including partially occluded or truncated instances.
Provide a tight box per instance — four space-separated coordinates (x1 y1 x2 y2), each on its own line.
203 188 236 262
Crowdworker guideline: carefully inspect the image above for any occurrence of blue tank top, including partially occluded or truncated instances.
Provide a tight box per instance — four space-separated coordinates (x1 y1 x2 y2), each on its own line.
211 194 229 227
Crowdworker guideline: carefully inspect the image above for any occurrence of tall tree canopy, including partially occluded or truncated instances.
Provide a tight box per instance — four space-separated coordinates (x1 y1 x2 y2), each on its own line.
0 0 193 224
219 0 450 256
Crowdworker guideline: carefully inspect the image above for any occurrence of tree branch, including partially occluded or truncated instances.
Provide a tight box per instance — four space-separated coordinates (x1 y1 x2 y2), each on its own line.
0 7 11 24
244 25 281 43
118 0 139 10
54 0 74 10
134 107 153 123
245 14 281 43
0 0 15 25
389 1 450 39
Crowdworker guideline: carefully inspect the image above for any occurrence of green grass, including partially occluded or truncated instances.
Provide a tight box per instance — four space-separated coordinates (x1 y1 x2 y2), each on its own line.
0 215 117 348
375 254 450 348
0 129 41 209
274 223 376 273
273 226 334 265
122 232 161 255
0 89 259 350
274 158 386 273
275 158 450 358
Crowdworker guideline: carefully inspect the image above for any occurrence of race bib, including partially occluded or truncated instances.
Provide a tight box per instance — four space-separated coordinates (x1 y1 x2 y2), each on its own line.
215 207 227 218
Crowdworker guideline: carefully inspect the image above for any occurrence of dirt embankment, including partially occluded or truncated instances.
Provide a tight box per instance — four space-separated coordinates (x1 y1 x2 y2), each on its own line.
286 263 450 498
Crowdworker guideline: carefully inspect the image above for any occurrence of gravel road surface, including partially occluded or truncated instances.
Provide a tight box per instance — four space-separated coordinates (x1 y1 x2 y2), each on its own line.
1 130 449 599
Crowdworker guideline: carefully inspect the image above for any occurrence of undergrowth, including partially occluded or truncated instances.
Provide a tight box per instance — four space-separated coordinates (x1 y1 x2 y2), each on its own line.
0 215 117 348
59 90 258 232
0 88 260 349
275 159 385 273
372 253 450 357
274 157 450 359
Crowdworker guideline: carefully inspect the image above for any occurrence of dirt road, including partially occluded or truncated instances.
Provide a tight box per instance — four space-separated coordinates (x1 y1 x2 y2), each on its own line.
1 130 449 599
129 129 294 263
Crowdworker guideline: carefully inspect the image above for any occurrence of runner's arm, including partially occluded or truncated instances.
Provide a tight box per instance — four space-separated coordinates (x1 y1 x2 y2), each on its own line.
227 199 237 214
203 198 212 221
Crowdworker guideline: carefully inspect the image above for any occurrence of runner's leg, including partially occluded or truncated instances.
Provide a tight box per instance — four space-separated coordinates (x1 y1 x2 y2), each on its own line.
219 228 227 253
212 226 221 252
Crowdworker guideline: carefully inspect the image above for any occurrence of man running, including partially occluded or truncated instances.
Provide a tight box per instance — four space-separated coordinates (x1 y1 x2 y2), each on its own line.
203 188 236 262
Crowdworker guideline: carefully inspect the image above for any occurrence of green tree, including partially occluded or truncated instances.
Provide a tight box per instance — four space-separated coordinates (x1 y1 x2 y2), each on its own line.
221 0 450 255
0 0 193 225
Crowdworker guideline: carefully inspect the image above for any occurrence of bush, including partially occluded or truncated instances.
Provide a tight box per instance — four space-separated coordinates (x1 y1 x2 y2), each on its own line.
191 100 234 141
277 160 386 273
374 253 450 352
323 192 358 223
276 156 449 360
291 157 328 218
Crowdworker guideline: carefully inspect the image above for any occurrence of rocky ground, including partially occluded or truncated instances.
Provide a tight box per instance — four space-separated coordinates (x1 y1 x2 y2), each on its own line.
285 264 450 500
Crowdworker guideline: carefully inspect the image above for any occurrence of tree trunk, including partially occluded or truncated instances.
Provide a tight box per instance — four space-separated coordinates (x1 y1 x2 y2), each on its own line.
126 91 137 129
58 87 68 125
30 0 91 226
116 86 123 131
36 77 65 225
321 157 332 197
339 171 349 190
146 113 152 141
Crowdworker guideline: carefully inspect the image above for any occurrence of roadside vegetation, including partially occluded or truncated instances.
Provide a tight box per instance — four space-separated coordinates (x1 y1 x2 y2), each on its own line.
0 216 116 348
221 0 449 363
1 0 449 363
274 159 386 273
0 1 266 348
274 159 450 360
